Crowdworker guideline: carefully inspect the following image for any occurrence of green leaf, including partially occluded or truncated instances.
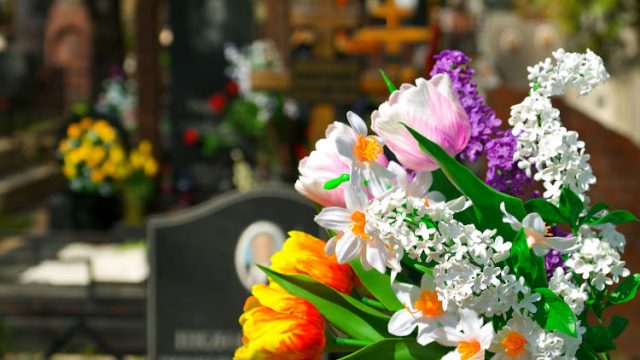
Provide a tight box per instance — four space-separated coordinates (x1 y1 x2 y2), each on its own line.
591 210 639 225
430 169 462 200
260 266 388 341
324 173 351 190
576 342 600 360
404 125 526 235
510 229 547 288
524 198 567 224
413 264 433 276
559 187 584 227
536 288 577 337
584 202 610 220
584 325 617 352
607 273 640 305
379 69 397 93
338 338 450 360
350 260 403 312
608 315 629 339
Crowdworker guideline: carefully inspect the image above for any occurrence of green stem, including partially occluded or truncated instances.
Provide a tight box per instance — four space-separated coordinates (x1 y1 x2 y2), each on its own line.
335 337 373 348
361 297 386 310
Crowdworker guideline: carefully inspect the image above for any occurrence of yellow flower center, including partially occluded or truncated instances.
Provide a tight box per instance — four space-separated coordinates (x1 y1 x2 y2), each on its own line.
502 330 527 357
354 135 383 163
350 211 370 240
414 290 443 318
424 197 430 207
457 340 481 360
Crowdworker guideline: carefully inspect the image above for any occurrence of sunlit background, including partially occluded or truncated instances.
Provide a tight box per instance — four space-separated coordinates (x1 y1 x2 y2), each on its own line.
0 0 638 358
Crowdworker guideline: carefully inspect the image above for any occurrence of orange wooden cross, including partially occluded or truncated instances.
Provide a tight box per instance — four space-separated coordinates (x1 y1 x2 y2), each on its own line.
353 0 431 56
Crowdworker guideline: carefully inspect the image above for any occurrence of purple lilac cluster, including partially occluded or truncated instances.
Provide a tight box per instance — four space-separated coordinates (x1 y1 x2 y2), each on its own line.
544 249 566 280
484 131 532 194
430 50 531 195
430 50 502 162
544 226 570 280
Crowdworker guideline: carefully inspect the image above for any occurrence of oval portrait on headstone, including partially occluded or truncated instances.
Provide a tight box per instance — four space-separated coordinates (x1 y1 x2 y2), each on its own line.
234 220 285 291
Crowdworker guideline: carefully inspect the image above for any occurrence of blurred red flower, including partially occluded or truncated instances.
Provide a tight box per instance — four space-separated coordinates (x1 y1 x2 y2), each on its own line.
183 128 199 146
225 81 239 97
208 93 227 114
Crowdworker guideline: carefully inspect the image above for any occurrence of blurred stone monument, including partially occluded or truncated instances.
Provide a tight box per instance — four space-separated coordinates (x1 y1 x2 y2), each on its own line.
147 187 320 359
168 0 253 197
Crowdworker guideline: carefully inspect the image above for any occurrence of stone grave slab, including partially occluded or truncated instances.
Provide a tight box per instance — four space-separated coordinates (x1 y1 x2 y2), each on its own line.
147 186 321 359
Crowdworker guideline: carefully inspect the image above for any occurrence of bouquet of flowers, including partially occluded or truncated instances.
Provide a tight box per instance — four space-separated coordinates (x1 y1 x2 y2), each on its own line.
58 116 128 195
120 140 159 225
235 49 639 359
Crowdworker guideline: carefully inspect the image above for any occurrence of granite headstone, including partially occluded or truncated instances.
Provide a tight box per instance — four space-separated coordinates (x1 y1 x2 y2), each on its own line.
147 187 321 359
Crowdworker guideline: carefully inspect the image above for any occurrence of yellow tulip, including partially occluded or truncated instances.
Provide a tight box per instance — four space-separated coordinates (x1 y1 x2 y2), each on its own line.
270 231 354 294
234 285 325 360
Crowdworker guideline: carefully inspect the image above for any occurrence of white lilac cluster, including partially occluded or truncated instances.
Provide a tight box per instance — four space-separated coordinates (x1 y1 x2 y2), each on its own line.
509 49 609 203
527 49 609 97
535 327 583 360
565 225 630 291
429 220 540 317
548 267 589 315
363 187 426 272
364 186 538 317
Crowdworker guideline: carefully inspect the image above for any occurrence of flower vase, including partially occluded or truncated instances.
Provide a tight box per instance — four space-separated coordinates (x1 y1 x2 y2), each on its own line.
70 191 120 230
122 183 148 227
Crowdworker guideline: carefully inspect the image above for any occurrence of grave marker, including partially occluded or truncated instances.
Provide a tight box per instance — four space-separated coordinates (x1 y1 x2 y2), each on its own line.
147 187 320 359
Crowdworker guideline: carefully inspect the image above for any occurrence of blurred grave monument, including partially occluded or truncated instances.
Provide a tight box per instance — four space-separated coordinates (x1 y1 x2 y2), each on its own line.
44 0 93 110
147 187 320 359
168 0 253 197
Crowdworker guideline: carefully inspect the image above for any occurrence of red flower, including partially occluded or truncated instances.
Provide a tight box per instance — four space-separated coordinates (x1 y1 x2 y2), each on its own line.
183 128 199 146
225 81 239 96
208 93 227 114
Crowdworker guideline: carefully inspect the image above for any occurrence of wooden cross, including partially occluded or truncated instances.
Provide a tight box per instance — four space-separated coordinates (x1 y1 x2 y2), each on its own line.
353 0 431 56
289 0 359 58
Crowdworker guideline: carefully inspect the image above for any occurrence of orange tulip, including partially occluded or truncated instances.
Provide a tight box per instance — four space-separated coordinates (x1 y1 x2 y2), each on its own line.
234 284 325 360
270 231 354 294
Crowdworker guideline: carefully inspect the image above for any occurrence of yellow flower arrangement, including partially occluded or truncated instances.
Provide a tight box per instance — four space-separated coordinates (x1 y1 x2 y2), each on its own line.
58 117 127 194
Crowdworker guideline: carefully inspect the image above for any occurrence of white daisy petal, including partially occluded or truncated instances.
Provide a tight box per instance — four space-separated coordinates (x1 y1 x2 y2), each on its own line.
522 213 546 234
314 207 352 230
365 239 387 273
336 136 355 160
346 111 368 136
388 310 417 336
335 232 361 263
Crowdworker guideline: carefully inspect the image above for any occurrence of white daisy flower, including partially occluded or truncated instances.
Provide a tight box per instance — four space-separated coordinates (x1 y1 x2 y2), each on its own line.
335 111 394 196
387 273 456 345
440 308 494 360
500 203 577 256
490 314 541 360
315 180 387 273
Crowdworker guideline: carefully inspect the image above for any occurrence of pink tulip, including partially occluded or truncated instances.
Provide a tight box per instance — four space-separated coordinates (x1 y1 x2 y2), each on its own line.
371 74 470 172
295 122 354 207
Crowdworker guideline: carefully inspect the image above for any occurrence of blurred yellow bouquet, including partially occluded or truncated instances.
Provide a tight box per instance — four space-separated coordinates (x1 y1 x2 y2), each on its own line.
121 140 159 226
58 116 128 194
